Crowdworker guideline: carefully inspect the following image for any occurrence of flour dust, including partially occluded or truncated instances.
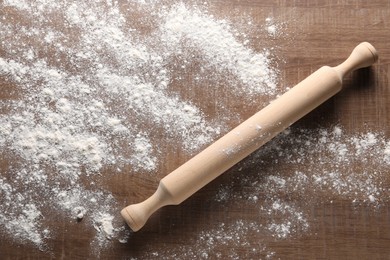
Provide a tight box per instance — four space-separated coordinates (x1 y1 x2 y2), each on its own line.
0 0 277 254
1 0 388 259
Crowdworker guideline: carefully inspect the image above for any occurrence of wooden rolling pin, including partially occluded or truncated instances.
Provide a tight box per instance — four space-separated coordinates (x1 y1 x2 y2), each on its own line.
121 42 378 232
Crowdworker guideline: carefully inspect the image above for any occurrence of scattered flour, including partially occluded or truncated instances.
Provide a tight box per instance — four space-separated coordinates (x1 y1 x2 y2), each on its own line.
141 220 275 259
2 203 47 249
214 126 390 247
160 4 277 95
0 0 278 255
126 127 390 259
264 200 309 239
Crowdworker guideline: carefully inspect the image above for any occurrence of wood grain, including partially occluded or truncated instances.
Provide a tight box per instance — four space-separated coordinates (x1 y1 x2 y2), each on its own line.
1 0 390 259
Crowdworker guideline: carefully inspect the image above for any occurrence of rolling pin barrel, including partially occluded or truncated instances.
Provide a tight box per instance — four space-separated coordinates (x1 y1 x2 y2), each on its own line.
121 42 378 232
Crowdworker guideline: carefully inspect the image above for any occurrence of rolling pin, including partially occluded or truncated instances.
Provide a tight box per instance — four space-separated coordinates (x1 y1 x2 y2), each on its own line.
121 42 378 231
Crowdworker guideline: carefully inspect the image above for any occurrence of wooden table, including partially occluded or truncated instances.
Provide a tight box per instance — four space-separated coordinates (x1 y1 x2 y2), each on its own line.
1 0 390 259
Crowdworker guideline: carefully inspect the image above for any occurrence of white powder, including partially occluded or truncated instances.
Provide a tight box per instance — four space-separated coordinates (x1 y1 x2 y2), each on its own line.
93 213 115 240
3 0 29 10
144 220 275 259
2 203 46 248
161 4 277 95
72 206 86 220
265 17 278 37
384 142 390 163
0 0 278 255
210 125 390 256
265 200 308 239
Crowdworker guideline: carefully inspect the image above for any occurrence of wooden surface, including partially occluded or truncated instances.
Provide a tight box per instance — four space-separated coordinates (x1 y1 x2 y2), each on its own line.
1 0 390 259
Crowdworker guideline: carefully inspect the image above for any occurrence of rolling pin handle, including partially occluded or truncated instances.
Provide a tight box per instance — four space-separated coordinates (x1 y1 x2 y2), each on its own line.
335 42 378 78
121 182 174 231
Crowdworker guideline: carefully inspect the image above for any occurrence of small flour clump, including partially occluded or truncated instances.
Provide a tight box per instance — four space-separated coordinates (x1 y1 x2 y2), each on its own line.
93 213 115 240
265 17 278 37
72 206 87 220
91 211 130 252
